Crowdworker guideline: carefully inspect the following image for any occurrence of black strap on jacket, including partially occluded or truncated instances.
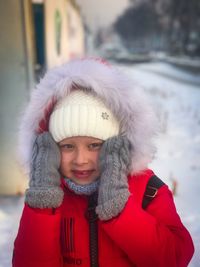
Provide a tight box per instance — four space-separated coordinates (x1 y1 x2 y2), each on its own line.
142 175 165 209
85 192 99 267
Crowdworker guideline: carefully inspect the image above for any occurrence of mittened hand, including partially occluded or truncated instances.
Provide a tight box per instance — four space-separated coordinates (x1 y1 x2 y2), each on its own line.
25 132 64 209
96 136 132 220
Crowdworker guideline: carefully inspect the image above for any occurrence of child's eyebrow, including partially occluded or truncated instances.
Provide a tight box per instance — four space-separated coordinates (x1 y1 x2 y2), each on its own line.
59 141 73 145
90 140 104 144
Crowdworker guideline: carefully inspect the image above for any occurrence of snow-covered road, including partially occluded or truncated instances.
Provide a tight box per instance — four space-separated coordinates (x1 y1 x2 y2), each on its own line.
0 62 199 266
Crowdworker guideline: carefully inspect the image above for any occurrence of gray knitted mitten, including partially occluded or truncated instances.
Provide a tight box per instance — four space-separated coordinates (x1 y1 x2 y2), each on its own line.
25 132 64 208
96 136 132 220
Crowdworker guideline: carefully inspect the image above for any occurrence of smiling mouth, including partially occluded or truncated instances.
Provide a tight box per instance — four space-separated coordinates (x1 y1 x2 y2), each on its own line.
72 170 94 179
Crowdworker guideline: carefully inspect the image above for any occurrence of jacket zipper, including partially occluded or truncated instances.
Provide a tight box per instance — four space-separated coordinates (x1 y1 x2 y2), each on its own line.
85 193 99 267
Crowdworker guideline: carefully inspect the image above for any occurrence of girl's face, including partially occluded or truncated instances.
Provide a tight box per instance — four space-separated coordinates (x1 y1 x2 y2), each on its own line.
58 136 103 185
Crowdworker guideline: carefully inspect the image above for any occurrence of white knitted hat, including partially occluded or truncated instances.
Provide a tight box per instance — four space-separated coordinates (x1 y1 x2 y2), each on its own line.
49 90 119 142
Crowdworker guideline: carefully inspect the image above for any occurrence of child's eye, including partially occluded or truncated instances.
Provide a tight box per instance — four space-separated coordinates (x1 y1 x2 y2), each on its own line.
59 144 74 151
88 143 103 150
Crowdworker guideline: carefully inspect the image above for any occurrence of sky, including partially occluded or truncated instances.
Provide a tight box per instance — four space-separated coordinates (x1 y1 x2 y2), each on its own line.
76 0 130 32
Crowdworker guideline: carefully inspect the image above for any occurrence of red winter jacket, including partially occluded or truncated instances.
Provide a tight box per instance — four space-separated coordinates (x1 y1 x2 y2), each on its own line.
13 169 194 267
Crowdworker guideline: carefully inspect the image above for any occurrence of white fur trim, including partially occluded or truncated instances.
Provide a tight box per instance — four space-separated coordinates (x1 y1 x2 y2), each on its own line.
18 58 158 175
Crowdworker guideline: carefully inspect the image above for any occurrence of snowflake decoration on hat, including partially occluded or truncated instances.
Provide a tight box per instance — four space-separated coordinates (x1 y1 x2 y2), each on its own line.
101 112 109 120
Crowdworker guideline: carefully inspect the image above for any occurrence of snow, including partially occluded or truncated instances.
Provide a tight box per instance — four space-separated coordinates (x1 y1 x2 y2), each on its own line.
118 62 200 267
164 56 200 69
0 62 199 266
133 60 200 85
0 197 24 267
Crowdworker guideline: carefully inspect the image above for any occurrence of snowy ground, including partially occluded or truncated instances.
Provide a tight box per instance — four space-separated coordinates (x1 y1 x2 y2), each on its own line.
0 196 24 267
0 61 199 266
119 62 200 267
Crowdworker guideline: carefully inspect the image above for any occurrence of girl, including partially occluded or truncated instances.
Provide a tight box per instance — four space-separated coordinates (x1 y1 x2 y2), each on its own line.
13 58 194 267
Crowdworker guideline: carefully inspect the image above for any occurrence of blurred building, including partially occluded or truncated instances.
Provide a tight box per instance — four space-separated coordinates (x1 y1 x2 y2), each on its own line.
0 0 85 195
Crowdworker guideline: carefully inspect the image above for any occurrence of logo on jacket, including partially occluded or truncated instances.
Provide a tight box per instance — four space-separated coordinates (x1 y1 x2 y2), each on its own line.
63 256 82 265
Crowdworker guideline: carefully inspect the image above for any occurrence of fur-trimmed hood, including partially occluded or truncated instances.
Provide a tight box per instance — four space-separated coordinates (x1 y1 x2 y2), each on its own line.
19 58 158 175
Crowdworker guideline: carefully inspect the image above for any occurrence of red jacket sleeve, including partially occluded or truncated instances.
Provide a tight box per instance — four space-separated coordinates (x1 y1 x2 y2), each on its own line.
13 204 63 267
99 185 194 267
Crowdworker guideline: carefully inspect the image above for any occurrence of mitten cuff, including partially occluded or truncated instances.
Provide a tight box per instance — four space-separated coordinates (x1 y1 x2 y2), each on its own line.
25 187 64 209
96 190 130 221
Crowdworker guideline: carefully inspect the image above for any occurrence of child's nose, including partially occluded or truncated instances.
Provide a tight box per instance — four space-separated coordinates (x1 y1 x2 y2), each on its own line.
73 148 88 165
